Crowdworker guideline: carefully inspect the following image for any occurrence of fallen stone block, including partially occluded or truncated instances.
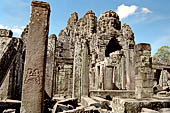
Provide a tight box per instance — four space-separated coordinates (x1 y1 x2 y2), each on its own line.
52 103 70 113
91 96 111 110
158 91 167 97
111 97 170 113
57 98 78 108
62 106 84 113
141 108 159 113
81 96 101 108
84 106 98 112
159 108 170 113
2 109 16 113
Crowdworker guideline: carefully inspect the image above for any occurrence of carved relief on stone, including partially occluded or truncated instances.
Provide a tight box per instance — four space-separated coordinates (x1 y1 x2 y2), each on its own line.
24 68 40 85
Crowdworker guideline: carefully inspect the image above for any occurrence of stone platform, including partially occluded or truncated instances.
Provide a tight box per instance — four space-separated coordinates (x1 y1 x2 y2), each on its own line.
90 90 135 99
111 97 170 113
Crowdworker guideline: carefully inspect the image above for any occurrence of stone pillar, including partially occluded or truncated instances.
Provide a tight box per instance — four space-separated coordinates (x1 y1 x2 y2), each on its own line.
135 43 153 99
104 57 113 90
121 55 126 89
45 34 57 98
72 38 82 100
81 42 89 96
95 64 100 90
104 66 113 90
21 1 50 113
126 49 131 90
100 64 104 90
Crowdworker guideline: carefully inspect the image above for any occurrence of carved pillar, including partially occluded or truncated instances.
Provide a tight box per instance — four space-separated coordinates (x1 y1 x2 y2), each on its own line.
81 42 89 96
72 38 82 100
21 1 50 113
135 43 153 99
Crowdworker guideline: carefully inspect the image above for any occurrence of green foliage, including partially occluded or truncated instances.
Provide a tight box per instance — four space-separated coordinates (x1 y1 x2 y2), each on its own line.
153 45 170 59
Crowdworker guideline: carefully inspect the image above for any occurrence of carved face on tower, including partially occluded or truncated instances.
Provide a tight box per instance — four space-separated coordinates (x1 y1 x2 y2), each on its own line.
98 10 121 33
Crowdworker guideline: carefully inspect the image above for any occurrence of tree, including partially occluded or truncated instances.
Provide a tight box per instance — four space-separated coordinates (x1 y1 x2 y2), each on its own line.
153 45 170 59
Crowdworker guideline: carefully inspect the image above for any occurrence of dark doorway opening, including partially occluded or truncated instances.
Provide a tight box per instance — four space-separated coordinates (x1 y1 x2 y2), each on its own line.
105 38 122 57
154 69 161 84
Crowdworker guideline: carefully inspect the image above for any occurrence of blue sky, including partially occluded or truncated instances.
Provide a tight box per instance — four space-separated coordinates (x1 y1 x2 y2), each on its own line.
0 0 170 55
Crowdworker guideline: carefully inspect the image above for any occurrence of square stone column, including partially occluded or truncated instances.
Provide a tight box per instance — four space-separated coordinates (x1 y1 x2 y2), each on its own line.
104 66 113 90
121 55 126 89
135 43 153 99
21 1 50 113
81 42 89 96
104 57 114 90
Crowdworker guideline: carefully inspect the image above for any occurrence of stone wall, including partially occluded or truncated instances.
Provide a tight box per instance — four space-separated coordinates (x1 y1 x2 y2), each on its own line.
56 62 73 98
0 29 24 100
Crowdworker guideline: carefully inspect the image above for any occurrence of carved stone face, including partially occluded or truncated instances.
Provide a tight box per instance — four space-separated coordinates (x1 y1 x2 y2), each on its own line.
128 39 135 49
140 56 150 66
109 52 121 64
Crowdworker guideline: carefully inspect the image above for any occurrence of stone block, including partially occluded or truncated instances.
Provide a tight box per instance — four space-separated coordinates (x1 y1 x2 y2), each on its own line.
143 79 154 88
139 67 152 74
91 96 111 110
112 97 170 113
135 43 151 51
57 98 78 108
135 79 143 87
52 103 70 113
0 29 13 37
159 108 170 113
2 109 16 113
141 108 159 113
81 96 101 108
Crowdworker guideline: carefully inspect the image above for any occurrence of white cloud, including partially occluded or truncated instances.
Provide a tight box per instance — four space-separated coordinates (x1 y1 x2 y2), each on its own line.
116 4 138 20
0 24 24 36
142 8 152 14
11 28 23 35
0 24 8 29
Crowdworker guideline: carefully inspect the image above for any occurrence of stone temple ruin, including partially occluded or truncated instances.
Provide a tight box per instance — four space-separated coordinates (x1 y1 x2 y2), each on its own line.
0 1 170 113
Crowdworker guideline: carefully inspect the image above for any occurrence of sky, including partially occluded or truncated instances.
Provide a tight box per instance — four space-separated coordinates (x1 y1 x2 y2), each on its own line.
0 0 170 56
